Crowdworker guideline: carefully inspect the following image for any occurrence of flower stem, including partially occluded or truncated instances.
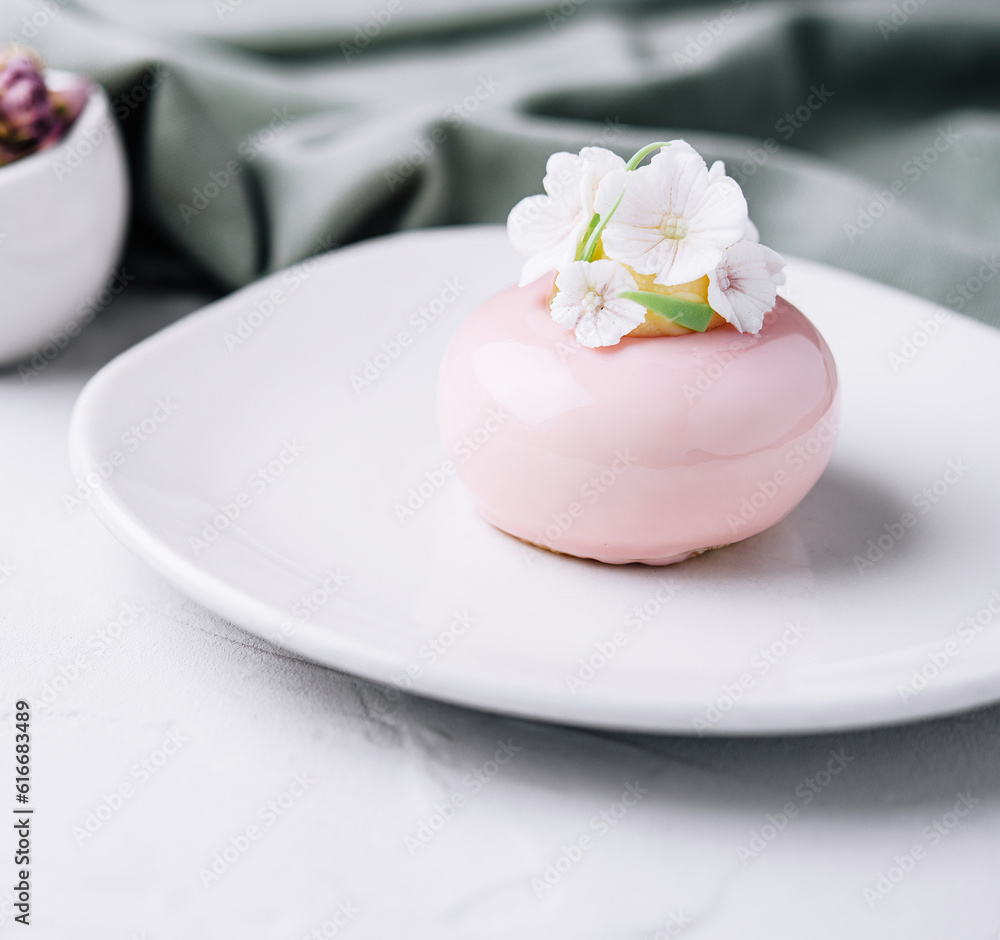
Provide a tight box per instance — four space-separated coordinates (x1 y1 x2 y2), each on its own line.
574 213 601 261
578 142 672 262
580 187 624 262
625 141 672 171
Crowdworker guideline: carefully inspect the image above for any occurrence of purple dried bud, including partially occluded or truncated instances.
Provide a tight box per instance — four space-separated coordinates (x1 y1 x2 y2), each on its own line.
0 55 56 140
0 47 89 166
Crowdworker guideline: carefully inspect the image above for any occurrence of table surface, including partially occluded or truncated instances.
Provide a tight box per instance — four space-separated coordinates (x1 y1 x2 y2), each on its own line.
2 285 1000 939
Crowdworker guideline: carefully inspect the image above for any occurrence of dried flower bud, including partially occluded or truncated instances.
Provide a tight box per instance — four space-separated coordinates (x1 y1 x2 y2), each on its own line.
0 47 89 166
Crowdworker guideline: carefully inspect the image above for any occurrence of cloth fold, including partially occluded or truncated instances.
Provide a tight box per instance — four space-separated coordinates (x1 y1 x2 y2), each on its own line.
6 0 999 326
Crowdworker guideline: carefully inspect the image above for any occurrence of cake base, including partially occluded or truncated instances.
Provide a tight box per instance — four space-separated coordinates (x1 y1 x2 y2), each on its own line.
511 528 725 566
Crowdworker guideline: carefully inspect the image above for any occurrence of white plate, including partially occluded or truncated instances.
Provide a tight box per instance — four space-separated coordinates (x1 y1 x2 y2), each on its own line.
70 226 1000 735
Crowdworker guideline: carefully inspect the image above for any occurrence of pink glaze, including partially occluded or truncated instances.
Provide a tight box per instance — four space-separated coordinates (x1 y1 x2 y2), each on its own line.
437 275 839 565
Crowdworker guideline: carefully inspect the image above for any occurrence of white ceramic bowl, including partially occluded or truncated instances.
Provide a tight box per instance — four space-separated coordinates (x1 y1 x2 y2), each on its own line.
0 70 129 367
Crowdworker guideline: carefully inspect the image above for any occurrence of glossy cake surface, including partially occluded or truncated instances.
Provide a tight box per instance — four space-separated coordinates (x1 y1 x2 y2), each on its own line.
438 275 839 565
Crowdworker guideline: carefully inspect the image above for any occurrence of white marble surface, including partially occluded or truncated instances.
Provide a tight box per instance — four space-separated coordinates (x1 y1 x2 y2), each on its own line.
3 285 1000 939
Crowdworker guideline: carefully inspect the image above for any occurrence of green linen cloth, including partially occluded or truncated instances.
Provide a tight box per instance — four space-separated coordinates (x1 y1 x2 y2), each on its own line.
6 0 999 327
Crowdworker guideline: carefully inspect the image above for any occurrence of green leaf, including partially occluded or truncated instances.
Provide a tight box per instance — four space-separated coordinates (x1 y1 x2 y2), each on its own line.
617 290 716 332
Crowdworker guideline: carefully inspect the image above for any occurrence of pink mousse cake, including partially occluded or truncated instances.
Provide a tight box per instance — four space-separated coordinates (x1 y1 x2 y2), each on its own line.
437 139 839 565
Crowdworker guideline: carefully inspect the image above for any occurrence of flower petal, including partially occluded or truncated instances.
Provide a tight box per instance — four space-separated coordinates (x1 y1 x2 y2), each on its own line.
709 159 760 243
658 174 747 284
578 147 627 185
707 240 786 333
550 259 644 348
708 159 726 183
597 167 669 273
600 142 748 286
508 148 628 286
507 193 581 285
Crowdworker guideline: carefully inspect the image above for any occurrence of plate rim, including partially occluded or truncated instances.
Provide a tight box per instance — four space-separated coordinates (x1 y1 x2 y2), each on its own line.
69 224 1000 736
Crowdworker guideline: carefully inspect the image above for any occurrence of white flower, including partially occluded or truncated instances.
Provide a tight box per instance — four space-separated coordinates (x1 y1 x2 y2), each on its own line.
596 140 747 287
708 160 759 243
707 239 786 333
550 259 644 348
507 147 626 287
